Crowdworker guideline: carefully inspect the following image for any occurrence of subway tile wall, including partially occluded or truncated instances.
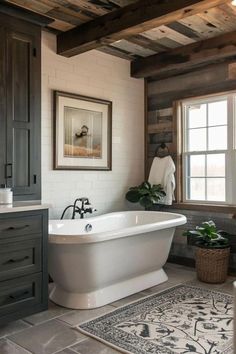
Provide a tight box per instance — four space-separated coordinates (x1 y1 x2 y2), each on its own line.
41 31 144 219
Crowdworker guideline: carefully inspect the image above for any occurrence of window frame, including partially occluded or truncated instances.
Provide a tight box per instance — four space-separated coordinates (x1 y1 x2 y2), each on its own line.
179 91 236 207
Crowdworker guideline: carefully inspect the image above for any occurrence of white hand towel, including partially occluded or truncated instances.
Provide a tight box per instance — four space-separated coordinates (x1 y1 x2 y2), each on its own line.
148 156 176 205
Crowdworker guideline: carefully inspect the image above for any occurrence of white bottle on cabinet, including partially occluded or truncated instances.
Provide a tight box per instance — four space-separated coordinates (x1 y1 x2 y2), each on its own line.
0 184 13 204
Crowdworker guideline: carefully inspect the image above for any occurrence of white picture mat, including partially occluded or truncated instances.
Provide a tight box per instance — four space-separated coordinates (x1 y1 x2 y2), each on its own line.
56 96 109 168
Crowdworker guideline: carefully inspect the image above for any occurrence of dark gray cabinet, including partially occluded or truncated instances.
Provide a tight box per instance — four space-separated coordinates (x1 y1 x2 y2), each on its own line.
0 12 41 200
0 209 48 325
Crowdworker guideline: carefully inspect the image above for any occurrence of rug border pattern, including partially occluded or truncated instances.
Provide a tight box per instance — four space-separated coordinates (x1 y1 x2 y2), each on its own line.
77 284 233 354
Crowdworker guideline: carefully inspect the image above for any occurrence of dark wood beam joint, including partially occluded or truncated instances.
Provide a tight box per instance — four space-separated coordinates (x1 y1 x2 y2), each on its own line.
0 2 53 27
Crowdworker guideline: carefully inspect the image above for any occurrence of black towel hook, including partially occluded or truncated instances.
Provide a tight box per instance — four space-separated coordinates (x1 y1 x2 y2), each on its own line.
155 143 170 158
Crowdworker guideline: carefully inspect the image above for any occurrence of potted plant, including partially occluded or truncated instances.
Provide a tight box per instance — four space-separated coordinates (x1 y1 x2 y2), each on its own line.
125 181 166 210
183 220 230 284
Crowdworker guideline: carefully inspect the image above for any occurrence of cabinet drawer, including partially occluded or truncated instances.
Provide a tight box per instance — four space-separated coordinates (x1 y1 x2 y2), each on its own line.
0 239 41 281
0 215 42 239
0 273 42 317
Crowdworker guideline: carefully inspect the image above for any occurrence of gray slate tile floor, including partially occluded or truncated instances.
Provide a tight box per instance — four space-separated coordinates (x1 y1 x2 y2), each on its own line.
0 263 234 354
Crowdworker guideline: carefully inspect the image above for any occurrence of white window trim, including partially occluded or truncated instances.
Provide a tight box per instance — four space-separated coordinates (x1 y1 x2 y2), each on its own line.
181 92 236 206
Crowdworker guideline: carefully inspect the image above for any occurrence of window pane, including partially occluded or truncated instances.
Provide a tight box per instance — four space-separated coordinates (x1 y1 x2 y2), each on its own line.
188 128 206 151
207 154 225 177
208 126 227 150
188 178 205 200
190 155 205 177
187 104 207 128
208 100 227 126
207 178 225 202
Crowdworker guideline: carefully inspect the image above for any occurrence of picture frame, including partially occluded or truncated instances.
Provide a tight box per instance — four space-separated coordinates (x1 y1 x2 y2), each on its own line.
53 91 112 171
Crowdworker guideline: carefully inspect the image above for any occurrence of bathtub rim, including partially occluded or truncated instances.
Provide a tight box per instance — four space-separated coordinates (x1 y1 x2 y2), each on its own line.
48 211 186 245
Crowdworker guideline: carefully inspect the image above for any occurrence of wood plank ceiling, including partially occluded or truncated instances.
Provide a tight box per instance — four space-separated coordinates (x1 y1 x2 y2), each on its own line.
4 0 236 61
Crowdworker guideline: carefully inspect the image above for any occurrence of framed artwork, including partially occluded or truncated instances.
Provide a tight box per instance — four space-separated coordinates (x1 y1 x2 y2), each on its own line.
53 91 112 170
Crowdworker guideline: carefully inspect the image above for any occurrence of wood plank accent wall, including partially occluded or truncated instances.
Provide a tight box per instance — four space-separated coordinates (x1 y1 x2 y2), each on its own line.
146 60 236 177
146 60 236 272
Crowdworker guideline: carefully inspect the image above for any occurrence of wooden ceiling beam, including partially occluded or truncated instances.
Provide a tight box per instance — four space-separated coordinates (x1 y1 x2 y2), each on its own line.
131 30 236 79
57 0 228 57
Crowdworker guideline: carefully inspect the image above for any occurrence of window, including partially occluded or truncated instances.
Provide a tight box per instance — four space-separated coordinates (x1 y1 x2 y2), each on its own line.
181 93 236 205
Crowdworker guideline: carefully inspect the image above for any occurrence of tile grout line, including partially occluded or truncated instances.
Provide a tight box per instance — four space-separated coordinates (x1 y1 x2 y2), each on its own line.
52 338 88 354
22 309 75 327
22 319 35 326
0 321 32 340
5 338 34 354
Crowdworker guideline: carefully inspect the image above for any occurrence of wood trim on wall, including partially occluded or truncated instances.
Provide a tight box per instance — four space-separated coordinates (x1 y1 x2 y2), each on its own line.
168 202 236 216
144 79 148 180
173 101 183 203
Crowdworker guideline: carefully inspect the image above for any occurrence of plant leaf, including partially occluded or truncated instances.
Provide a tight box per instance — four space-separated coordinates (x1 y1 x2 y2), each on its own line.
183 220 229 249
139 196 152 208
125 190 141 203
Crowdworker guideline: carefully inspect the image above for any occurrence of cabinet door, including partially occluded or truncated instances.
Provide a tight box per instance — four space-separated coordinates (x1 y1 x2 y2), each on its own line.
6 28 41 200
0 238 42 281
0 26 6 187
0 273 42 320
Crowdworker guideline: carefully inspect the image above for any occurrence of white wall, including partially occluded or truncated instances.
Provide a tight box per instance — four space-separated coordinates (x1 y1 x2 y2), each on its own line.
41 31 144 218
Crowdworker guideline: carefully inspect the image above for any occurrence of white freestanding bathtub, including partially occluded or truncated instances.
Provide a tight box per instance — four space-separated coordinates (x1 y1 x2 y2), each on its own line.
48 211 186 309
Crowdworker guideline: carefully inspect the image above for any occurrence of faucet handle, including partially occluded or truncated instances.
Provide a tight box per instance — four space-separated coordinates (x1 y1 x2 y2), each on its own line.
79 197 89 203
89 207 97 213
85 207 97 214
89 207 97 214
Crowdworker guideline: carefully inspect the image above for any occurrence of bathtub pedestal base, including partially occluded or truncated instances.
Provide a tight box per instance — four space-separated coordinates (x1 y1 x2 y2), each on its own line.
49 268 168 309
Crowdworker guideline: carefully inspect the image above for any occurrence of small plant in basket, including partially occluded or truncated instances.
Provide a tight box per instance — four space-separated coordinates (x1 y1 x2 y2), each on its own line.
183 221 230 284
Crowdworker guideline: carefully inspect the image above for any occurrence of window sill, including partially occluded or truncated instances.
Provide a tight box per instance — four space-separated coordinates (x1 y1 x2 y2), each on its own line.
167 202 236 216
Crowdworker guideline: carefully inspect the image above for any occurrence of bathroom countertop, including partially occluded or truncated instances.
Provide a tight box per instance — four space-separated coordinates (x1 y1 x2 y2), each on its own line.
0 201 51 214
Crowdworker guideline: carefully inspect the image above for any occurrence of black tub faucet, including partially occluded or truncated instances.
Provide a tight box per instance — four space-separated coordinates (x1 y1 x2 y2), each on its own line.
60 198 97 220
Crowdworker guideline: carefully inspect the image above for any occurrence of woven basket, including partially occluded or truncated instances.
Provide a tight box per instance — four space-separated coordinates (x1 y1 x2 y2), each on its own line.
196 247 230 284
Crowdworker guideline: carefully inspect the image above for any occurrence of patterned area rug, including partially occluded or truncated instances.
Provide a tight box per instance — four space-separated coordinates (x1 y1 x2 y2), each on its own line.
77 285 233 354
